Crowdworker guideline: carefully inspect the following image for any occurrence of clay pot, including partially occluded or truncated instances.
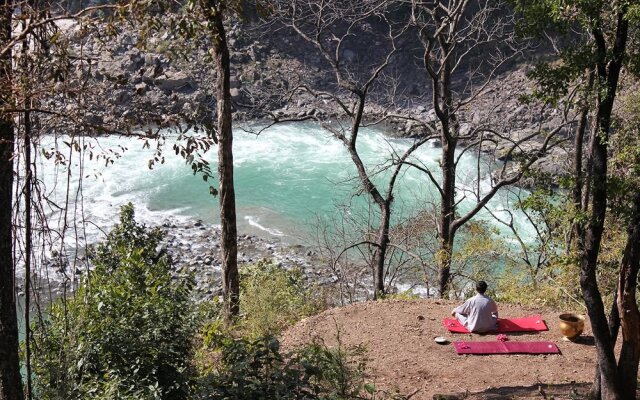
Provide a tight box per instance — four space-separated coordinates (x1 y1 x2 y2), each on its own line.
559 313 585 340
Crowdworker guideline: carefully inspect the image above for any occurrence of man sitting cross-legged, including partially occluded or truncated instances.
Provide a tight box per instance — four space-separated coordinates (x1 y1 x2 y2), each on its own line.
451 280 498 333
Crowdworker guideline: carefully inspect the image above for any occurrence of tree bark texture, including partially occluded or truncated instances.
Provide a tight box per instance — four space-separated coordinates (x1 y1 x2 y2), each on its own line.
581 10 628 400
437 137 456 297
593 290 621 400
0 1 24 399
202 0 239 319
569 71 593 252
616 193 640 399
434 35 457 297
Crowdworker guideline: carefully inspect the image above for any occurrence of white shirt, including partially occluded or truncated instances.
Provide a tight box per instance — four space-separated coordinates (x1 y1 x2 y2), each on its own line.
452 293 498 333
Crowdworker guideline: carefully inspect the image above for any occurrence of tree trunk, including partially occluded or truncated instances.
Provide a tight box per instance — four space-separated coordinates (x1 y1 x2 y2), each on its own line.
0 1 24 399
580 99 620 399
581 11 628 400
203 0 239 320
0 103 23 400
616 193 640 399
373 204 391 298
0 120 22 400
437 134 456 297
23 107 33 400
568 71 593 252
343 95 391 299
593 289 621 400
433 31 458 298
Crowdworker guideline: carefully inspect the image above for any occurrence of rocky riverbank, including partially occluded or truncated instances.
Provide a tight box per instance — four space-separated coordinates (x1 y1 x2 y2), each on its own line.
17 219 338 302
160 220 336 300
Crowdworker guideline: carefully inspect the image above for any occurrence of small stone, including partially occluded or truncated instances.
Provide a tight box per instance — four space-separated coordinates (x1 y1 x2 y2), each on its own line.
134 82 147 94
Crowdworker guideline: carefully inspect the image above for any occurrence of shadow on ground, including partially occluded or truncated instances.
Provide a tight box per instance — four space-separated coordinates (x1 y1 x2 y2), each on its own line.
433 382 591 399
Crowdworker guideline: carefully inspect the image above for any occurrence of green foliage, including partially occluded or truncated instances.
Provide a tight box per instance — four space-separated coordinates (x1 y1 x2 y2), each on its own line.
450 221 506 294
196 323 376 400
493 190 582 308
512 0 640 105
609 92 640 216
192 260 402 399
198 332 313 399
92 202 164 271
32 204 196 400
238 260 325 338
297 338 369 400
378 290 420 301
496 257 582 309
525 53 592 105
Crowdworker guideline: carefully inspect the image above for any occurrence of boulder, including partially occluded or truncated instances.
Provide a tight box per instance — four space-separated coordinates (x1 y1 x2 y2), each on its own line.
156 71 195 92
230 88 242 101
135 82 147 95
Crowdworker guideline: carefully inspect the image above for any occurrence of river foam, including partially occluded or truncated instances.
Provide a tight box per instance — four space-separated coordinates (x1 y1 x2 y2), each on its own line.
18 122 537 281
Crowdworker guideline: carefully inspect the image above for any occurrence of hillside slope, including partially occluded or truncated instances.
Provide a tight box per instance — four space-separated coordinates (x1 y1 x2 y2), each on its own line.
281 299 607 399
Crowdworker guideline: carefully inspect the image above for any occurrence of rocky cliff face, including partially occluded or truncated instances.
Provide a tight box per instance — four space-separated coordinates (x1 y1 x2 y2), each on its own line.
53 14 577 187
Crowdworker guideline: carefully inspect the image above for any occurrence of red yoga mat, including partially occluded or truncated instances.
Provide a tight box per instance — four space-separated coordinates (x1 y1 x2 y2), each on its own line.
443 315 548 333
453 341 560 355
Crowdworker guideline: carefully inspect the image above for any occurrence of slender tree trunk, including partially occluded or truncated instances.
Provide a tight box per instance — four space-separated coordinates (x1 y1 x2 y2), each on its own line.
345 96 389 299
581 101 620 400
0 119 22 400
373 204 390 298
23 107 33 400
0 1 24 399
568 71 593 252
436 47 457 297
581 11 628 400
593 289 621 400
616 193 640 399
437 137 456 297
215 18 239 320
432 29 459 298
203 0 239 320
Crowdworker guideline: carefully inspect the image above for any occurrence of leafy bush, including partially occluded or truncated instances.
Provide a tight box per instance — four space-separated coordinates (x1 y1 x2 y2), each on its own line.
238 260 325 338
32 204 196 400
196 323 374 400
193 260 388 399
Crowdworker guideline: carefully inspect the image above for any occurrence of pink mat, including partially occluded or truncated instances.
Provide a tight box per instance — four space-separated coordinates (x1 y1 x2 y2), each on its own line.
453 341 560 355
443 315 548 333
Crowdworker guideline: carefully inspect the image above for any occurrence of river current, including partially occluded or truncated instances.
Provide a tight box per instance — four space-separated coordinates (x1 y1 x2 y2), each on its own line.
31 122 535 250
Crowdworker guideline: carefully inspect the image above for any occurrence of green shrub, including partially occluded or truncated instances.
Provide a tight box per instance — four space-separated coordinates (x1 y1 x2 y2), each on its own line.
196 324 374 400
297 338 369 400
32 204 196 400
378 290 420 301
238 260 325 338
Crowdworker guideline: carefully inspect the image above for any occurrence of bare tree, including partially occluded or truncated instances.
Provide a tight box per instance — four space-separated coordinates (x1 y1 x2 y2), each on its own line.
267 0 439 298
404 0 567 296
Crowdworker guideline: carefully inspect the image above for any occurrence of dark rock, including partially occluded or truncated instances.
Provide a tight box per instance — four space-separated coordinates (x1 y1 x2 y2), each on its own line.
134 82 147 95
230 88 242 100
156 71 194 92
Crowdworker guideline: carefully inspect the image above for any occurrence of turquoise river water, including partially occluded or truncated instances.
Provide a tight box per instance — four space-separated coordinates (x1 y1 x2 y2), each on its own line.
33 122 535 248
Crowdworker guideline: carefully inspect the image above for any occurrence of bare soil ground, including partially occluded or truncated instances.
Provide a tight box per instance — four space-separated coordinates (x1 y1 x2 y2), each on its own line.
281 299 630 400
